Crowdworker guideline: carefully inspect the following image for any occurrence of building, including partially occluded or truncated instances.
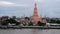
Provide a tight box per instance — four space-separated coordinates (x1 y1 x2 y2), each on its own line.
31 2 42 24
1 16 9 21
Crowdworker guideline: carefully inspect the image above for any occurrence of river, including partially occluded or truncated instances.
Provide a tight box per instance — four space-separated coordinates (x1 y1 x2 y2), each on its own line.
0 29 60 34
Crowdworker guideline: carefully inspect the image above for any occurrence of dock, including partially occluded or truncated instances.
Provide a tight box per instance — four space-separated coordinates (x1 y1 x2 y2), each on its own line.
0 26 60 29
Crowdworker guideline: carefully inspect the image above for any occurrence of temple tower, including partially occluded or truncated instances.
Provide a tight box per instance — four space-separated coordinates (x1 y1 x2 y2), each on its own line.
31 2 42 24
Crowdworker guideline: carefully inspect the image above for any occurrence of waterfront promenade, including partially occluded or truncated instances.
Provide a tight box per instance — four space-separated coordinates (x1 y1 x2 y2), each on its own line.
0 26 60 29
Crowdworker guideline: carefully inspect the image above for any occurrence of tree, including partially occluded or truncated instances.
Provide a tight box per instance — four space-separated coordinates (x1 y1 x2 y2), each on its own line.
1 18 20 26
25 17 30 20
49 19 56 23
37 21 46 26
28 22 33 26
56 20 60 24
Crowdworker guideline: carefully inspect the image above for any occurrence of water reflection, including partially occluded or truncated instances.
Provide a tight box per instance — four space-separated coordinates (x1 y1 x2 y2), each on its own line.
0 29 60 34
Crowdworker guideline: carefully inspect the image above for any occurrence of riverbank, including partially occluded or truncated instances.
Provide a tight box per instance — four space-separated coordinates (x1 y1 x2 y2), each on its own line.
0 26 60 29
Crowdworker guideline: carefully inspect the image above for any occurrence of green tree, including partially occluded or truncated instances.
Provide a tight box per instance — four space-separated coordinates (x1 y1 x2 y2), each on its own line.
49 19 56 23
28 22 33 26
56 20 60 24
1 18 20 26
25 17 30 20
37 21 46 26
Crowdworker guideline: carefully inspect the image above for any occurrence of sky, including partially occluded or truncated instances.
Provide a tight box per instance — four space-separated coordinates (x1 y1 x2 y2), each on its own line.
0 0 60 18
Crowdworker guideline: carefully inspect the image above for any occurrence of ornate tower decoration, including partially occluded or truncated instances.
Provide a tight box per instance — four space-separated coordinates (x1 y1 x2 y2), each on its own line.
33 3 38 16
31 2 42 24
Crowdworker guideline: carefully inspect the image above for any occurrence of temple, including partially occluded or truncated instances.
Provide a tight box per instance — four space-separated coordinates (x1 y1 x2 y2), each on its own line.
31 2 42 24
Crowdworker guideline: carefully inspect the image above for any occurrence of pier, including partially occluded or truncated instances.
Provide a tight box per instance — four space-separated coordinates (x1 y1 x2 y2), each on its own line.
0 26 60 29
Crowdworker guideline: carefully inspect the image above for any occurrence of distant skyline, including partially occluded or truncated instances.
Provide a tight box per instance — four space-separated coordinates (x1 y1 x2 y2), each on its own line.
0 0 60 18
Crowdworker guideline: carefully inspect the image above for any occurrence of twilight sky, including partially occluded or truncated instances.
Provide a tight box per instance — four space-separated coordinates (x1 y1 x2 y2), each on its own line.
0 0 60 18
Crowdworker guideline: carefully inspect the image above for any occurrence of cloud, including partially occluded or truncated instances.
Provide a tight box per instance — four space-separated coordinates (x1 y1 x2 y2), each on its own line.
0 1 15 5
0 1 28 7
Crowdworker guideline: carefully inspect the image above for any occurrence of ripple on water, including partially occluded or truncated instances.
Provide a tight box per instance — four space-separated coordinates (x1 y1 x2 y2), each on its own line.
0 29 60 34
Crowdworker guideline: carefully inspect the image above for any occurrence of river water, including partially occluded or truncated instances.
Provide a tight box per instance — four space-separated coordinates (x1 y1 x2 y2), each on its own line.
0 29 60 34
